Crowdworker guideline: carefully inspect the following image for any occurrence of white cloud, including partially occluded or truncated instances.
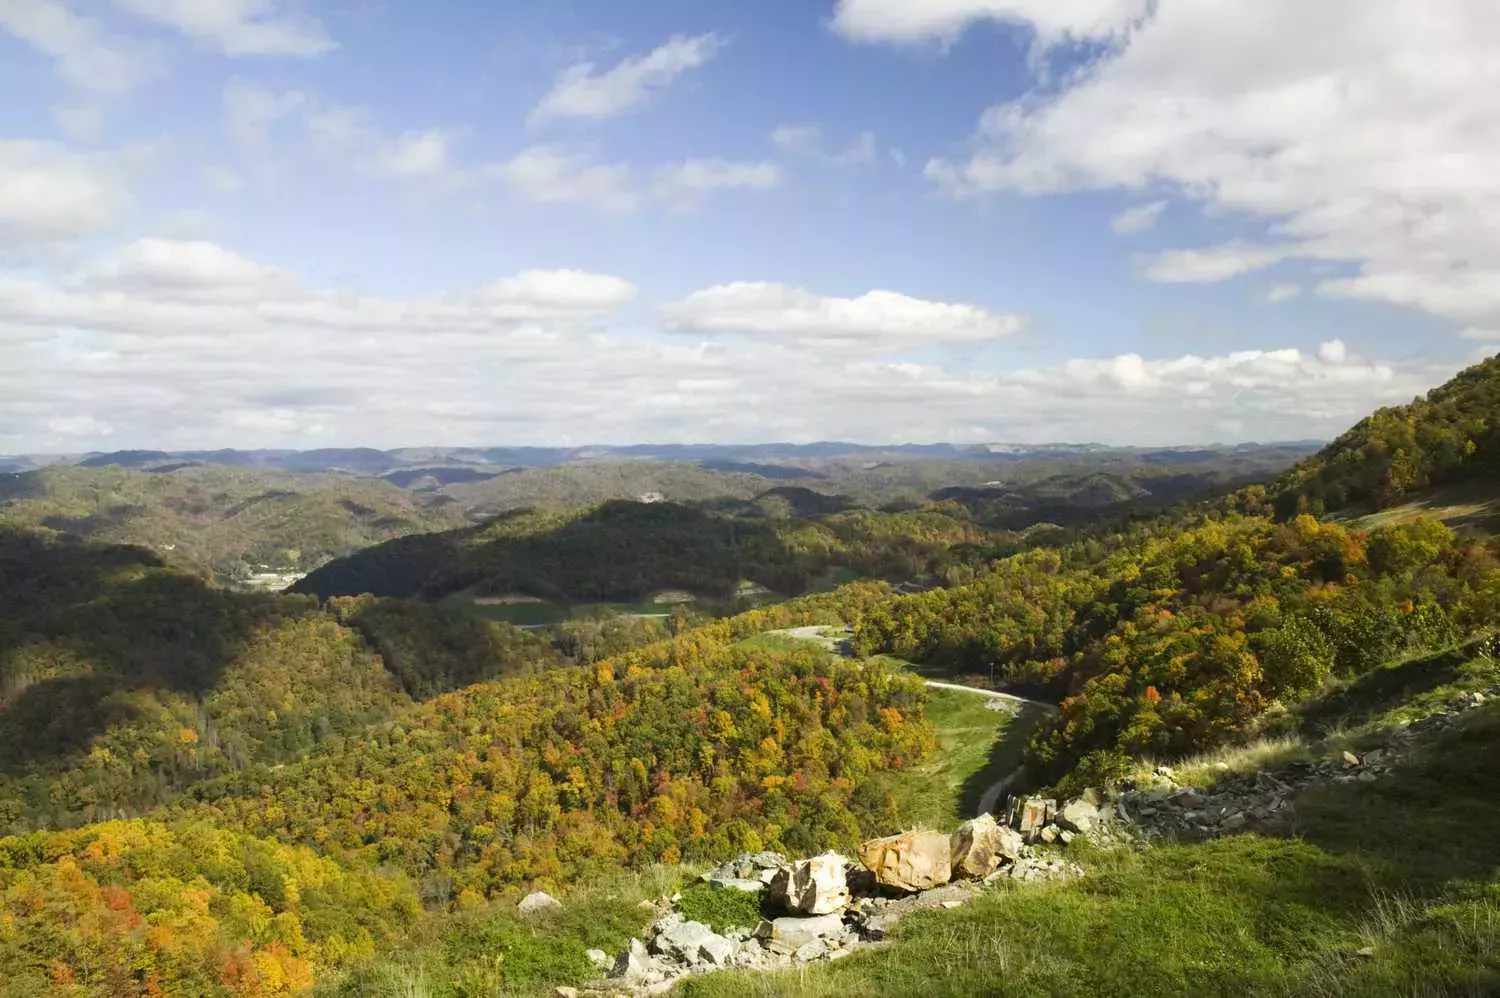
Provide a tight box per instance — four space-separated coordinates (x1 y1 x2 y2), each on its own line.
489 146 638 214
0 0 149 94
1109 199 1165 235
1266 283 1302 303
1139 242 1292 283
531 33 722 122
0 238 1459 451
831 0 1150 46
111 0 332 56
770 124 877 166
1459 327 1500 341
1317 339 1347 364
652 159 780 207
662 282 1027 348
925 2 1500 331
0 140 130 253
78 238 293 297
378 130 450 177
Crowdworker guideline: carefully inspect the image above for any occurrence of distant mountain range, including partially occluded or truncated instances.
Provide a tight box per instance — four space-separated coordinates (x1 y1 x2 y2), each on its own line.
0 440 1324 476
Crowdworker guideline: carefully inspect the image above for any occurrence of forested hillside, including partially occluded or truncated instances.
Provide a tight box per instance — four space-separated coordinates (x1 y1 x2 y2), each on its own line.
0 528 560 830
294 499 1006 603
0 465 466 583
1272 353 1500 516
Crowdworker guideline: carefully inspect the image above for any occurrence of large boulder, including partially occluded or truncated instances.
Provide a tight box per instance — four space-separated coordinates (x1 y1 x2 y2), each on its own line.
859 830 951 893
950 814 1015 879
756 913 848 950
611 939 661 985
769 852 849 915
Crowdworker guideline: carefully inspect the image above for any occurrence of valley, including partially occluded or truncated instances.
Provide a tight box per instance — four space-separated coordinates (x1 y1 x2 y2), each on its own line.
2 358 1500 996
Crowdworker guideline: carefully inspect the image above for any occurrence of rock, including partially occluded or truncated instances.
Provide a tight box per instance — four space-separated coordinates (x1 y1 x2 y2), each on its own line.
1155 765 1175 779
556 989 579 998
757 913 847 949
1008 797 1058 841
585 948 611 970
940 900 964 909
860 830 951 892
769 852 850 915
950 813 1007 879
652 919 718 963
696 934 737 968
1057 798 1102 835
517 890 563 915
1058 829 1076 845
794 939 828 962
1357 946 1376 958
1220 812 1247 831
1342 750 1361 767
612 939 660 984
860 913 898 941
709 877 766 893
1039 824 1061 844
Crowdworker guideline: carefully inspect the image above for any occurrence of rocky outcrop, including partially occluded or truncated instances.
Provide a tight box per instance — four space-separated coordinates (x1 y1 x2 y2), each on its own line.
700 851 786 893
859 830 951 892
768 852 849 914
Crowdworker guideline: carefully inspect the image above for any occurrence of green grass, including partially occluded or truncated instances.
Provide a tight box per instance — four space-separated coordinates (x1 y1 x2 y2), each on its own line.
679 705 1500 997
314 866 684 997
1348 480 1500 536
676 882 771 934
872 689 1038 830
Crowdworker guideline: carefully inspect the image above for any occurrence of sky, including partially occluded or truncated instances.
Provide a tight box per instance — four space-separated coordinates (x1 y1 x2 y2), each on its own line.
1 0 1498 452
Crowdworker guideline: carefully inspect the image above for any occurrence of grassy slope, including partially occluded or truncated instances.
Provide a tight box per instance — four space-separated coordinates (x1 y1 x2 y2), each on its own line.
682 702 1500 998
1347 480 1500 536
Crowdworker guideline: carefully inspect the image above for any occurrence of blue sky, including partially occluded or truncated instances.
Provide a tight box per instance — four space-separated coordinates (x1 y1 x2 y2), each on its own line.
0 0 1494 451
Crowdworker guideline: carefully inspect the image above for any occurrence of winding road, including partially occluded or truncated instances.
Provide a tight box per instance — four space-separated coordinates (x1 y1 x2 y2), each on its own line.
768 626 1057 817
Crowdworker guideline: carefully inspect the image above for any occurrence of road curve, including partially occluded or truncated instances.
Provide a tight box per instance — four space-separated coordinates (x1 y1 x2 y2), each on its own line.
767 626 1057 816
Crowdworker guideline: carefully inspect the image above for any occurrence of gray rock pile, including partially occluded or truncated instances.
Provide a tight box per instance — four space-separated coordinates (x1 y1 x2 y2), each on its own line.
580 814 1094 994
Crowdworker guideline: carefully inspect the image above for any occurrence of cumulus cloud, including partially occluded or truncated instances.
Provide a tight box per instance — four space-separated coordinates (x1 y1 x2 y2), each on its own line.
531 33 722 122
1267 283 1302 303
651 159 780 207
0 140 131 253
111 0 332 56
1109 200 1165 235
489 146 639 214
831 0 1150 46
925 2 1500 332
662 282 1027 348
0 239 1459 452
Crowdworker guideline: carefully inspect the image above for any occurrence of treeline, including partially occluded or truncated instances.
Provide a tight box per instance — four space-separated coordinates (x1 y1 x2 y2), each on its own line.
294 498 1005 604
853 511 1499 790
1271 352 1500 515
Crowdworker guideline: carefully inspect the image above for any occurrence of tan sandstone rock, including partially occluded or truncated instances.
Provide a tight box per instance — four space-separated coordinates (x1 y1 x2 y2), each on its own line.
769 852 849 915
950 814 1008 879
859 830 951 893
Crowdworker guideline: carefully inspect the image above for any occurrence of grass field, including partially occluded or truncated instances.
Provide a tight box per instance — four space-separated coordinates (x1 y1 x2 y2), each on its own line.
1348 480 1500 535
681 703 1500 997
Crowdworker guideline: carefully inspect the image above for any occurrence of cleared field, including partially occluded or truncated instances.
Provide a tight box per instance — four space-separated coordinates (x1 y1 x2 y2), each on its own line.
1348 480 1500 535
